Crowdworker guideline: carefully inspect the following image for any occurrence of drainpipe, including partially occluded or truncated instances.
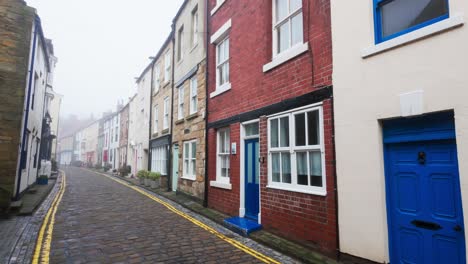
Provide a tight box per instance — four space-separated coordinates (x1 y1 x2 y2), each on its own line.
330 93 341 259
203 0 210 208
168 27 175 192
148 59 154 172
15 21 38 201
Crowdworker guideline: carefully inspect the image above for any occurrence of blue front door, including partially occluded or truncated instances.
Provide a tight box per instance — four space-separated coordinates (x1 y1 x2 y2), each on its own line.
386 139 465 264
245 138 259 221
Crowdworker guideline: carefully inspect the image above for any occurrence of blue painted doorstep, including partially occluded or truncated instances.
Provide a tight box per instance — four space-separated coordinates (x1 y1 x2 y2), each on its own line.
224 217 262 237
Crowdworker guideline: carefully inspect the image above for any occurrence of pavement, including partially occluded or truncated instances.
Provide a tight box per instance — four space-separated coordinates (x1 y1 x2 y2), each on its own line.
45 167 297 263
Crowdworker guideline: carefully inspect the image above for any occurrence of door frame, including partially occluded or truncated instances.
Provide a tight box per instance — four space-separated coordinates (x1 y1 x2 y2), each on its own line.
240 119 261 223
382 111 463 263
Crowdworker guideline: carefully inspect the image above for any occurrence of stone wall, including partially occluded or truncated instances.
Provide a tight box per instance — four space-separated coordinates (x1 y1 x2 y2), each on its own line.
172 61 206 200
0 0 35 210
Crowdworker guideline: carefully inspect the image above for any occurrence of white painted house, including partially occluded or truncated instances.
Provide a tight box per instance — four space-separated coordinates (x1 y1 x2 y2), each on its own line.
331 0 467 263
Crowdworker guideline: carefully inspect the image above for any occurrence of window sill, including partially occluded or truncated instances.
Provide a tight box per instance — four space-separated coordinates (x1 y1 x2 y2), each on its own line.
185 112 198 121
152 132 159 138
162 128 169 135
266 184 326 196
263 42 309 72
210 181 232 190
362 14 464 58
210 0 226 16
181 176 196 181
175 119 184 125
210 83 231 98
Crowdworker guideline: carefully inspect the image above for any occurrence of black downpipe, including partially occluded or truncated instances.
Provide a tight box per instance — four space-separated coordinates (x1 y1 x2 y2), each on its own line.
168 27 175 192
203 0 210 208
15 22 38 201
330 94 341 259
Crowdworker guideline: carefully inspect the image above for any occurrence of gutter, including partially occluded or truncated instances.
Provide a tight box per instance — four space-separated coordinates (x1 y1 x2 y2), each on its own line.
15 21 39 200
203 0 210 208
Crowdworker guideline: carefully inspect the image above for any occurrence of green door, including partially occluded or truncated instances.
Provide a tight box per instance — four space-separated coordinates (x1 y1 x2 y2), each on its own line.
172 145 179 192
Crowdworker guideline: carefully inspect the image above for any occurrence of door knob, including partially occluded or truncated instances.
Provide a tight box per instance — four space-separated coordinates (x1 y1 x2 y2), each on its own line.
454 225 463 232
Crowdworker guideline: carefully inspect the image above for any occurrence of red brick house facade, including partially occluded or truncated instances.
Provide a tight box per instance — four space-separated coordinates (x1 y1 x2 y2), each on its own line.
206 0 336 255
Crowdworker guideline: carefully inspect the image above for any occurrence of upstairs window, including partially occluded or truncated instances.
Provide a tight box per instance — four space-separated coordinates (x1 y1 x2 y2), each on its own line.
163 97 169 129
164 51 171 82
178 86 184 120
154 64 160 93
177 26 184 62
192 6 199 47
153 105 158 133
273 0 303 55
216 37 230 88
374 0 449 43
190 77 198 114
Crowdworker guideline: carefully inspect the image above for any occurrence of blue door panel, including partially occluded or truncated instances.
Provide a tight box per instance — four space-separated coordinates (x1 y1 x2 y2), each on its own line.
245 139 259 221
386 140 465 264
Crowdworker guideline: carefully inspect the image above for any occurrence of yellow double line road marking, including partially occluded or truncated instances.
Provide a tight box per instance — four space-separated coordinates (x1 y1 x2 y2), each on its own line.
94 171 281 264
32 171 67 264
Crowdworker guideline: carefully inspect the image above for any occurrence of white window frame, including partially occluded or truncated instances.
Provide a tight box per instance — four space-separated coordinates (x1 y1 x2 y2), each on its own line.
216 37 230 89
190 76 198 114
192 6 199 47
177 26 184 62
216 128 230 184
267 104 326 196
151 146 167 175
154 64 160 93
211 0 226 16
164 51 171 82
210 19 232 98
272 0 304 57
178 86 184 120
153 105 158 133
163 97 169 129
182 140 197 180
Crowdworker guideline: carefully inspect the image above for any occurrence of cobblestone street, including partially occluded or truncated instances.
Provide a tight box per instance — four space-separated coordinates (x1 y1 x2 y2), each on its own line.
46 168 292 263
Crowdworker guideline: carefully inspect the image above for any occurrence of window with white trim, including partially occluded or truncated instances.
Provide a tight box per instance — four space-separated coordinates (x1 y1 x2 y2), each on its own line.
163 97 169 129
190 77 198 114
178 86 184 120
164 51 171 82
153 105 158 133
177 26 184 62
192 6 199 47
216 37 230 88
273 0 303 55
268 105 325 194
151 146 167 175
217 128 230 183
154 64 160 92
183 140 197 180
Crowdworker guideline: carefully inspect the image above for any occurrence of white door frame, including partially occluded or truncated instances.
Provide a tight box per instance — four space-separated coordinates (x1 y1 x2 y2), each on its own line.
239 119 261 223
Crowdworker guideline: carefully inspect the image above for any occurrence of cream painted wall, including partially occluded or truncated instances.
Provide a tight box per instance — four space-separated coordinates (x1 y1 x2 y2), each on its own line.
331 0 467 262
174 0 206 82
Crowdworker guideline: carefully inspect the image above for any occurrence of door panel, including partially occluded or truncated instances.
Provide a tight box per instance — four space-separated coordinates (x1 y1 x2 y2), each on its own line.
245 139 259 221
386 140 465 264
172 145 179 192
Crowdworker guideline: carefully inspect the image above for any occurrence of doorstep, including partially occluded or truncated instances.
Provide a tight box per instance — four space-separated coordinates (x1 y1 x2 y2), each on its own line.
17 178 57 216
223 216 262 236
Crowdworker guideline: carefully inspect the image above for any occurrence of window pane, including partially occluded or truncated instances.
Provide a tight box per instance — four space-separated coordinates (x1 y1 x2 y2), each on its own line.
281 153 291 183
307 110 319 145
224 38 229 58
184 144 189 158
290 0 302 11
272 153 280 182
278 22 290 53
270 119 279 148
218 42 224 62
219 131 226 153
276 0 288 21
191 142 196 158
245 123 259 137
225 62 229 83
296 152 308 185
280 117 289 147
185 160 189 174
191 160 196 175
380 0 448 39
291 12 303 46
309 151 322 187
295 113 306 146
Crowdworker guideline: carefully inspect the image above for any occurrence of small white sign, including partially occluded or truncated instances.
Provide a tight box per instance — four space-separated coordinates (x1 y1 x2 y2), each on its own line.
400 90 424 117
231 142 237 155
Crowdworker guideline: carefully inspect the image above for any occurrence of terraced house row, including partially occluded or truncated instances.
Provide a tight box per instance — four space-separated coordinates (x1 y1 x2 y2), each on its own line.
58 0 468 263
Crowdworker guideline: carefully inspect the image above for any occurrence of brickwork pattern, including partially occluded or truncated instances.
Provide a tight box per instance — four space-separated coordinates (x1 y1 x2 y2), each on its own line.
0 0 35 209
172 61 207 199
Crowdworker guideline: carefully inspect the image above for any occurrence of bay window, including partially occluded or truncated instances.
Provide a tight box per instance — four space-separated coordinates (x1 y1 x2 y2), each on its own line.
268 105 325 195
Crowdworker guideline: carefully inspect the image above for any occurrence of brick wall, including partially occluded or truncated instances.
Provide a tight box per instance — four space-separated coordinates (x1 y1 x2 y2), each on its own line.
0 0 35 210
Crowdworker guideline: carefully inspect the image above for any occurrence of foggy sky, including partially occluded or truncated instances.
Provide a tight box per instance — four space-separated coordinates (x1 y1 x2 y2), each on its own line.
25 0 184 119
